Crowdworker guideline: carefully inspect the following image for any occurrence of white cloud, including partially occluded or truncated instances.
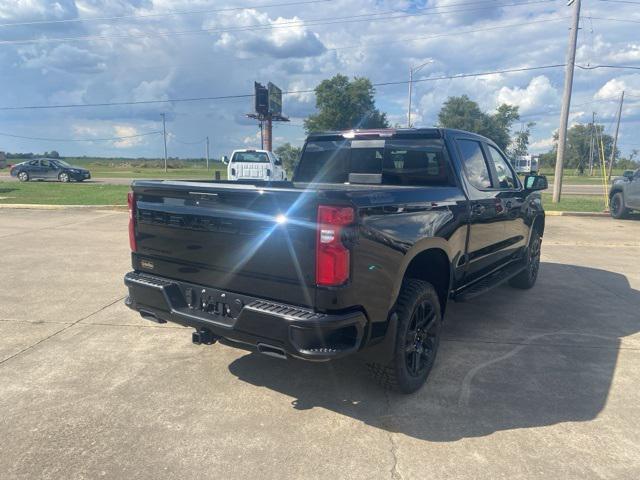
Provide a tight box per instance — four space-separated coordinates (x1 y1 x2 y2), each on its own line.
212 9 325 59
1 0 639 158
496 76 559 115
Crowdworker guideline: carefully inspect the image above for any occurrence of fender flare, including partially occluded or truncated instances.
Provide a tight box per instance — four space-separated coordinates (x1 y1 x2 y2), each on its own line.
386 238 455 313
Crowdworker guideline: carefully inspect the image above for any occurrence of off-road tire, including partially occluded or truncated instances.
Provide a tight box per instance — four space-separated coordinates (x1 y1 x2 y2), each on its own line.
610 192 629 219
509 229 541 289
368 279 442 394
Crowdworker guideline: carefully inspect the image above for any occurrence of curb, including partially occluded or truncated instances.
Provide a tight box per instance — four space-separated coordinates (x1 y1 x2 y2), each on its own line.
0 204 127 211
545 210 609 217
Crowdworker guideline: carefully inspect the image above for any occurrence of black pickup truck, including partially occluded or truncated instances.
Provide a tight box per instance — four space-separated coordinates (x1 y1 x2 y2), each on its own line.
124 128 547 393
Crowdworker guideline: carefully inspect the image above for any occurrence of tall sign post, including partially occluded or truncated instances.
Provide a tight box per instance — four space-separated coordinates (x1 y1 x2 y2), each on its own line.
247 81 289 151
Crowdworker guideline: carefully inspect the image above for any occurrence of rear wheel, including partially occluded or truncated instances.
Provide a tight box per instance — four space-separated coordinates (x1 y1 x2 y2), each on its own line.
610 192 629 219
58 172 70 183
17 171 29 182
368 279 442 394
509 230 541 289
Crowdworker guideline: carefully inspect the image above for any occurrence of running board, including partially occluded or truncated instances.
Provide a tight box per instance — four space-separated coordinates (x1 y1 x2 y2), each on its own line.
453 261 526 302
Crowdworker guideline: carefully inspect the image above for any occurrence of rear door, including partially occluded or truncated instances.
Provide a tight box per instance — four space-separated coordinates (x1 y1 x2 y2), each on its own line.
482 143 529 261
454 137 508 281
39 159 57 180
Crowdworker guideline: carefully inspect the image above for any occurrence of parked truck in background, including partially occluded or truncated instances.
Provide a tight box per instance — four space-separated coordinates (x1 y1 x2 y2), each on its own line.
124 128 548 393
222 149 286 181
609 168 640 219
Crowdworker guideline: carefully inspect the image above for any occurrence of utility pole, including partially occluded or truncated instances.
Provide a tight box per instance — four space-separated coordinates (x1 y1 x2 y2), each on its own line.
407 60 433 128
552 0 581 203
205 136 210 171
607 90 624 182
161 113 168 173
407 68 414 128
588 112 595 176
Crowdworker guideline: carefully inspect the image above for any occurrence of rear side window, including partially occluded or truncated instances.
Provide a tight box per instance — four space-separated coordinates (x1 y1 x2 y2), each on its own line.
295 138 454 186
486 145 518 189
457 139 491 189
232 152 269 163
383 140 453 186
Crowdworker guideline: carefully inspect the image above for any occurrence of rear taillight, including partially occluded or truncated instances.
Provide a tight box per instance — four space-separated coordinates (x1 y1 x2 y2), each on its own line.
316 205 354 287
128 191 137 252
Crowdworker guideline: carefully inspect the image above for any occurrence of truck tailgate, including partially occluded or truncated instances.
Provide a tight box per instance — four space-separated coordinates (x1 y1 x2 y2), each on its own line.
131 181 318 307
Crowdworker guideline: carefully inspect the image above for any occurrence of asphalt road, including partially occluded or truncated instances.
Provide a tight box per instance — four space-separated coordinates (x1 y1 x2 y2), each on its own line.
0 173 610 194
1 211 639 479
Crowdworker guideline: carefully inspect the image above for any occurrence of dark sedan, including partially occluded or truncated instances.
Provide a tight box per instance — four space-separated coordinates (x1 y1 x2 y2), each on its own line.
10 158 91 182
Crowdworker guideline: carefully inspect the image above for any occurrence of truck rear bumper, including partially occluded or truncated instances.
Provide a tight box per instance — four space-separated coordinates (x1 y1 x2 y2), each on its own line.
124 271 366 361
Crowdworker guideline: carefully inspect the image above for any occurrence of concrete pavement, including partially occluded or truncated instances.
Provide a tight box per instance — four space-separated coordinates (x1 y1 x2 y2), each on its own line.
1 210 639 479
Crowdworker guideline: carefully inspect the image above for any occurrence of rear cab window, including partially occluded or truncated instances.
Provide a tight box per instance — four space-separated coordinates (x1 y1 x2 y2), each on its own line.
295 137 455 186
231 152 269 163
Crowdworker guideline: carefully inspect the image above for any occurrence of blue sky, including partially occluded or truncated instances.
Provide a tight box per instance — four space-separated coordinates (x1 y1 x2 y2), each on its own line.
0 0 639 159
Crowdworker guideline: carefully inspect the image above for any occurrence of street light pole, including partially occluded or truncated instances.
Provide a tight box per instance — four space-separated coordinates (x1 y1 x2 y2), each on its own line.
407 68 413 128
406 60 433 128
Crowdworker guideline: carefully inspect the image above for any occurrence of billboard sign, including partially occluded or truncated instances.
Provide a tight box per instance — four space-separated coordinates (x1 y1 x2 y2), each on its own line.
268 82 282 116
254 82 269 115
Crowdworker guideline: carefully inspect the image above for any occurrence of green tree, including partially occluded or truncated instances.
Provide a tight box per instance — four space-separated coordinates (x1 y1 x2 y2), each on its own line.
304 74 389 133
437 95 520 151
543 124 617 170
510 122 536 157
274 142 301 176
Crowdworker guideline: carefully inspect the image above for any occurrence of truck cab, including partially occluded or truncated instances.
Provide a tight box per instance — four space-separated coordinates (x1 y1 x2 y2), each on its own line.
223 149 286 181
124 128 547 393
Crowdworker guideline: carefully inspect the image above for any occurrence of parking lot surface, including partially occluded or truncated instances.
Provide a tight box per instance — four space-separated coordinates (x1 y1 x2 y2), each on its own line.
1 210 639 479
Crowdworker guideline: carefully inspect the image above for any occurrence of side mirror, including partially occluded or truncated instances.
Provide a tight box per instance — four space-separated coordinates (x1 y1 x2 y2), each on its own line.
221 155 229 165
524 174 548 191
274 159 282 166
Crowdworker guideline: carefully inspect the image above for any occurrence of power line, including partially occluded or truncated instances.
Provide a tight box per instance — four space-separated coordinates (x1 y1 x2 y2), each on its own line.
597 0 640 4
1 62 636 112
171 136 207 145
0 0 558 46
0 64 567 111
576 64 640 70
0 0 334 28
589 16 640 24
327 16 568 52
0 130 161 142
0 15 569 79
0 0 508 28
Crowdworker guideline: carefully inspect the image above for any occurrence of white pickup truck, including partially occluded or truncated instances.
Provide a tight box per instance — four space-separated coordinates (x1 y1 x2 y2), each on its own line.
222 149 286 181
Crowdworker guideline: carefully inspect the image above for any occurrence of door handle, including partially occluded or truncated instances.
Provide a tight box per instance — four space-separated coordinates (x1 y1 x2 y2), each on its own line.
472 204 486 216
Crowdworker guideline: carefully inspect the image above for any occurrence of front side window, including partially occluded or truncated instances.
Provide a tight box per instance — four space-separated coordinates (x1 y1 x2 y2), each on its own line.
486 145 518 189
40 160 51 168
457 139 491 190
232 152 269 163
